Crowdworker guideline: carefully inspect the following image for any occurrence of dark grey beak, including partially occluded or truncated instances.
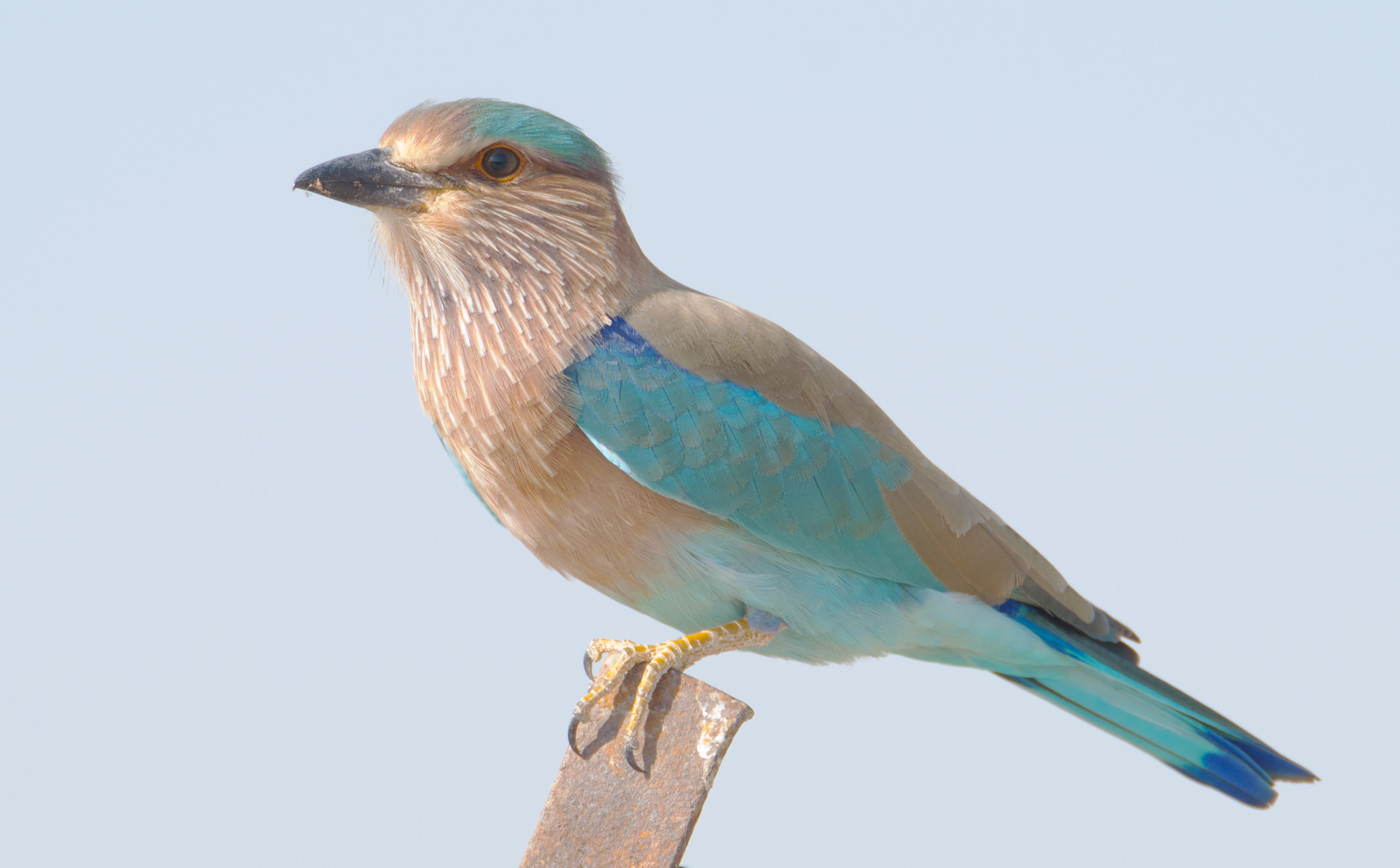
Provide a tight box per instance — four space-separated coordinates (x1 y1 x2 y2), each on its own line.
293 148 443 211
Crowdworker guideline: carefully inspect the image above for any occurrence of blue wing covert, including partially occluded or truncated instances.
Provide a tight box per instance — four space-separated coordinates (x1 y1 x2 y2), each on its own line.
567 319 945 590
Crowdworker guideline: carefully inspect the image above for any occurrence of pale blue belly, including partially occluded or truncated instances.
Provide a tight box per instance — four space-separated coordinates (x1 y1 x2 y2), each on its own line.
616 526 1067 676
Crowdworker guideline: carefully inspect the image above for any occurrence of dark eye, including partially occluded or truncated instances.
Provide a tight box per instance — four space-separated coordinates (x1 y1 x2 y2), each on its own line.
479 146 522 180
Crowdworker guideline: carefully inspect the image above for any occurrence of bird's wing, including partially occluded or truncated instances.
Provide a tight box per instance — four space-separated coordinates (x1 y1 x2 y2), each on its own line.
566 287 1135 645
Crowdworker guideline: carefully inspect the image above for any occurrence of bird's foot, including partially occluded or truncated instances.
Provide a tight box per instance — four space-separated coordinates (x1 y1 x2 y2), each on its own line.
568 615 782 769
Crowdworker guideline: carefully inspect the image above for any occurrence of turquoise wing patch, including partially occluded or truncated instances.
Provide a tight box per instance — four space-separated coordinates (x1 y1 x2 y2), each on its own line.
566 319 943 589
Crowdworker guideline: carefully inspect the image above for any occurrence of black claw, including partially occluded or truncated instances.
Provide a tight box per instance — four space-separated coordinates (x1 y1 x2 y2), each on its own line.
624 744 645 773
567 717 582 755
583 651 594 680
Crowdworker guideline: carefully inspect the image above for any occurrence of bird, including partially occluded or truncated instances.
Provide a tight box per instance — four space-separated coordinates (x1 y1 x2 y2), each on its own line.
294 98 1315 807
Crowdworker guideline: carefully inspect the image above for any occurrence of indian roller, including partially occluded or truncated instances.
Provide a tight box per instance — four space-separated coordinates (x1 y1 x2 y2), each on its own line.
294 98 1315 807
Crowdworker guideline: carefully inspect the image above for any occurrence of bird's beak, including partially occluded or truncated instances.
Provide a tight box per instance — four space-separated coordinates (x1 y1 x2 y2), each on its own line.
293 148 443 211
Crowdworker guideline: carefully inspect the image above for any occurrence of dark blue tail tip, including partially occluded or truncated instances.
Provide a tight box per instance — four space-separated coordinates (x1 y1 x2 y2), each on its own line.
1174 756 1278 808
1230 738 1319 783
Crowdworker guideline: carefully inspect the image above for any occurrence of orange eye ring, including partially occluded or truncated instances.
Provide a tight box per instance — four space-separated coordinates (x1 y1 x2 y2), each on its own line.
477 145 524 182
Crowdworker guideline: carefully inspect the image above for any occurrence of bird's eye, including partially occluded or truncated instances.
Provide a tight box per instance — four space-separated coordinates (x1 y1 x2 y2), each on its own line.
479 146 523 181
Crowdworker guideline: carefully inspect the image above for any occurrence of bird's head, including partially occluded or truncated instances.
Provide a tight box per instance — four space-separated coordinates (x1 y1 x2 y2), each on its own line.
296 99 648 330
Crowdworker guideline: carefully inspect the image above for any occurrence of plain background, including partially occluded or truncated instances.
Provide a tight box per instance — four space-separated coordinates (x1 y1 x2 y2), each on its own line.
2 2 1395 866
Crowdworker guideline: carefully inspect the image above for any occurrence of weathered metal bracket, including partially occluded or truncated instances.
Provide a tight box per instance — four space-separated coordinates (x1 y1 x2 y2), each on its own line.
520 667 754 868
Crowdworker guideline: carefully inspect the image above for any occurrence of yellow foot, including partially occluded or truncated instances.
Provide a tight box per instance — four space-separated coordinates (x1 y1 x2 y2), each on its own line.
567 615 782 770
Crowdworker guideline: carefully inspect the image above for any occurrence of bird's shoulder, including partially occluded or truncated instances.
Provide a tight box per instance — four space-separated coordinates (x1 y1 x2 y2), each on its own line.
622 284 895 437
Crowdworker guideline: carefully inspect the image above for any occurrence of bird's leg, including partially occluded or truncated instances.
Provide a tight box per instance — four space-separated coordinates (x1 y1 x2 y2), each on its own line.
569 614 783 768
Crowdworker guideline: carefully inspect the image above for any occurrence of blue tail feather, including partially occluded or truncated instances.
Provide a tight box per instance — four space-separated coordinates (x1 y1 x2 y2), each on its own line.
995 600 1315 807
1222 733 1317 782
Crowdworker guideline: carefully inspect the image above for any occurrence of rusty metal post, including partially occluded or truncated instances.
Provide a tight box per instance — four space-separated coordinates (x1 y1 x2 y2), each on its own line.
520 667 754 868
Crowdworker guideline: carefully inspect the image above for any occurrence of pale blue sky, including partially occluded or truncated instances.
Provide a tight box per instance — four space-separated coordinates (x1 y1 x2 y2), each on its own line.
1 2 1395 866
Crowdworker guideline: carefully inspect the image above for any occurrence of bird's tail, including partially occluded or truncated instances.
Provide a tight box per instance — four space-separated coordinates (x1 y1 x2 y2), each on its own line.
995 600 1316 807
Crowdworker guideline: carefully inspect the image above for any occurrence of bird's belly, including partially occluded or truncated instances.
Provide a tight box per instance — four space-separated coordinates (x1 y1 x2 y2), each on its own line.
629 528 1067 673
485 425 725 606
482 426 1062 675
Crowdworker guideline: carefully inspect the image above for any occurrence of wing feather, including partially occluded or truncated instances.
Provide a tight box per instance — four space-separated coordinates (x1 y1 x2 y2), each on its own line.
576 287 1135 645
